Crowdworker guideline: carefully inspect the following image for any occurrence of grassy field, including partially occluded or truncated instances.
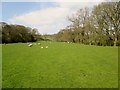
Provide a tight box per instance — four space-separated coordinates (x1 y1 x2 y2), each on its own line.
0 44 2 88
2 42 118 88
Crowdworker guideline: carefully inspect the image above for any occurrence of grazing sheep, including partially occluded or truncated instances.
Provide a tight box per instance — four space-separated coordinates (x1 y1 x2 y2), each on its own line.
41 46 43 48
38 43 41 45
45 46 48 48
28 44 33 47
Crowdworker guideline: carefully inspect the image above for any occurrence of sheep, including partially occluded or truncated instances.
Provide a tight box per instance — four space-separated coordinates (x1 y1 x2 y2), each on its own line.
28 43 33 47
27 42 29 44
41 46 43 49
38 43 41 45
45 46 48 48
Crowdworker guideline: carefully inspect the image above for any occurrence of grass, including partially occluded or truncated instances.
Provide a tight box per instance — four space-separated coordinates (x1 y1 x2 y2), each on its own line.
2 42 118 88
0 44 2 88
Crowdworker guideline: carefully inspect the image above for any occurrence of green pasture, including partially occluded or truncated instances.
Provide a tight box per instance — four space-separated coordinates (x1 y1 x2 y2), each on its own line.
2 42 118 88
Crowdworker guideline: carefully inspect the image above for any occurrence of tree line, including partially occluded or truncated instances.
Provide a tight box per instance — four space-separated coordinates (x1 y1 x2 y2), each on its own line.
0 22 42 43
54 2 120 46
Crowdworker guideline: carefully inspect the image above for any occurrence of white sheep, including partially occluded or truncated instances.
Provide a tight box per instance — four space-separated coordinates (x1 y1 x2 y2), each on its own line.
41 46 43 48
45 46 48 48
38 43 41 45
28 43 33 47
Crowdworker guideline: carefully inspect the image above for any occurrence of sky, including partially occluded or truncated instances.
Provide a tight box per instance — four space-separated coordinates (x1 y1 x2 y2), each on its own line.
1 0 105 34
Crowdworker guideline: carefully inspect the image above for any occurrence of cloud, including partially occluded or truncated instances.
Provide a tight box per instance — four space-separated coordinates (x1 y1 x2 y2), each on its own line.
9 1 105 34
9 7 69 25
36 22 67 34
2 0 105 2
57 0 105 9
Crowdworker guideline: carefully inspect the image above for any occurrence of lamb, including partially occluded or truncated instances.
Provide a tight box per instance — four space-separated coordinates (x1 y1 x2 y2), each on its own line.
41 46 43 48
38 43 41 45
45 46 48 48
28 43 33 47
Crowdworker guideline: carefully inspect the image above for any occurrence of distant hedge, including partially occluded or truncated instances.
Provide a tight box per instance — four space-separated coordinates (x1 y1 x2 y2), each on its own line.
0 22 41 43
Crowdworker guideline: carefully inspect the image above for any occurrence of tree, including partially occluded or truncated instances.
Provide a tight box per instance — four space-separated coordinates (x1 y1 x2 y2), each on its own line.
1 22 40 43
67 7 91 44
92 2 119 46
55 1 119 46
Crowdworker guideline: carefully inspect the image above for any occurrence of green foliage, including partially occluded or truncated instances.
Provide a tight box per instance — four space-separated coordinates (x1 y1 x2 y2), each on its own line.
2 42 118 88
55 2 119 46
1 22 40 43
0 44 2 88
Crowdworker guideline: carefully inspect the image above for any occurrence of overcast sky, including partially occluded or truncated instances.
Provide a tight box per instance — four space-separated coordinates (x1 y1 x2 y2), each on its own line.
2 0 105 34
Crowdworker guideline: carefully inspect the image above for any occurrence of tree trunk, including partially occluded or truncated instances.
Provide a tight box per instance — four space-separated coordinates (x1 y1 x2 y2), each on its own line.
79 39 80 43
72 39 75 43
114 37 117 46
